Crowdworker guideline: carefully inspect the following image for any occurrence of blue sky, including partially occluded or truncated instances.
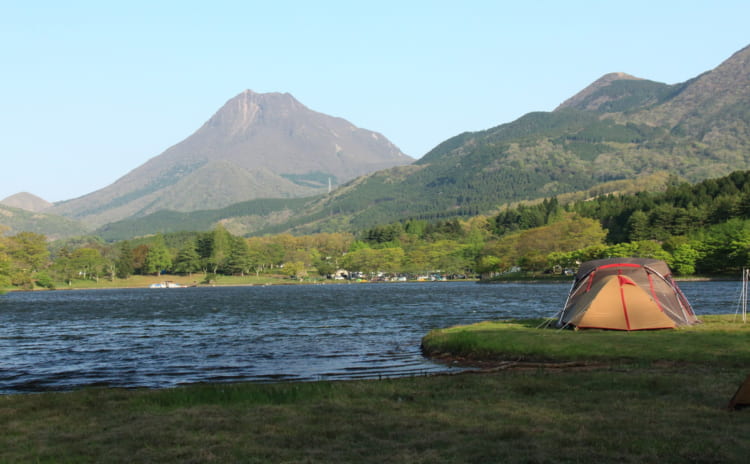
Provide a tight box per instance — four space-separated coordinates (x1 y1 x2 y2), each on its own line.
1 1 748 202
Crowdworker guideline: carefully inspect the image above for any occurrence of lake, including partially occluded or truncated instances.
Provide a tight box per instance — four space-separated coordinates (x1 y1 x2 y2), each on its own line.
0 280 743 394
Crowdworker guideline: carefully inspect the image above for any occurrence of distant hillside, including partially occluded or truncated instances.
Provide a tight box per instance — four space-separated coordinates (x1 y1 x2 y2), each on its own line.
25 44 750 240
1 192 52 213
0 204 89 240
50 90 412 227
257 43 750 234
95 197 314 240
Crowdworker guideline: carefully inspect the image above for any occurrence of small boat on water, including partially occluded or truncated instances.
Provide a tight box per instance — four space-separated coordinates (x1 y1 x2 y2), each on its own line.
149 281 184 289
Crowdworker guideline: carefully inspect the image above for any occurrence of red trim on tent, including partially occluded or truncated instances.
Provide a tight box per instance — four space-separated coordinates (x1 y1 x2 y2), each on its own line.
646 272 665 313
576 324 676 331
585 271 595 292
618 271 632 331
598 263 642 270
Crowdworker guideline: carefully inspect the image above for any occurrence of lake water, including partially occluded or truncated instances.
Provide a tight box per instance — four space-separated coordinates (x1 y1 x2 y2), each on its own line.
0 280 743 394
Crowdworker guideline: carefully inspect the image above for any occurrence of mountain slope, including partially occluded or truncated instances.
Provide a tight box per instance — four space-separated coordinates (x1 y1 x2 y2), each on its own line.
0 204 89 240
43 44 750 239
95 196 314 240
1 192 53 213
555 73 679 113
253 43 750 234
50 90 412 227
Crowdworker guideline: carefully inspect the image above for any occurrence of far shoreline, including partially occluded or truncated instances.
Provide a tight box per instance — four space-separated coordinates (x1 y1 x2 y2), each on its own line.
2 275 482 293
3 273 741 294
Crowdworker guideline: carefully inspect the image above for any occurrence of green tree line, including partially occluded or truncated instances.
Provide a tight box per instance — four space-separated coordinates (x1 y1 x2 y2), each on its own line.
6 170 750 291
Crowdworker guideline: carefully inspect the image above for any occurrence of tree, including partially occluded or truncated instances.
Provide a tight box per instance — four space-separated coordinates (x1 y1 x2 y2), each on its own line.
314 257 337 277
173 240 201 275
246 237 285 275
197 226 232 274
115 241 135 279
475 255 505 278
7 232 49 272
283 261 308 280
626 210 650 241
342 247 403 275
132 244 149 275
693 219 750 273
143 235 172 275
5 232 49 288
312 232 354 267
70 248 106 281
671 243 700 275
0 232 11 292
513 215 606 272
51 248 76 286
226 237 253 276
377 247 405 274
99 243 118 281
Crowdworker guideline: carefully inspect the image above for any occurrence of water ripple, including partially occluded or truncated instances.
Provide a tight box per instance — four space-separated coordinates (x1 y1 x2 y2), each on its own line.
0 280 731 393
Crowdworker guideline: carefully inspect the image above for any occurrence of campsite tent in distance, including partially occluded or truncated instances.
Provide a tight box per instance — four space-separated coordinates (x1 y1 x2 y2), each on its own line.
556 258 699 331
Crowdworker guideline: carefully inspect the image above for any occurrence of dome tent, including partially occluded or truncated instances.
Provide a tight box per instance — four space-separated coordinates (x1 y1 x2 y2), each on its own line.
556 258 698 331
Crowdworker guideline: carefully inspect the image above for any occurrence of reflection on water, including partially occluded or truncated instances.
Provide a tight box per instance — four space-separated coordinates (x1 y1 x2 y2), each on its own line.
0 280 740 393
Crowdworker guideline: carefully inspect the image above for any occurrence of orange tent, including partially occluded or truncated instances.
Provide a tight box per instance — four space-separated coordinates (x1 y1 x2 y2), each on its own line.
556 258 698 331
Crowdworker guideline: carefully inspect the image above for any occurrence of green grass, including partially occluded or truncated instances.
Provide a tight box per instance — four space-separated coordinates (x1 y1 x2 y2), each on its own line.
1 368 749 463
2 316 750 462
421 315 750 366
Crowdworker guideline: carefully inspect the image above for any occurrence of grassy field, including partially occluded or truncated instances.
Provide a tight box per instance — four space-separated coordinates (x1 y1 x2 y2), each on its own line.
2 317 750 462
421 315 750 366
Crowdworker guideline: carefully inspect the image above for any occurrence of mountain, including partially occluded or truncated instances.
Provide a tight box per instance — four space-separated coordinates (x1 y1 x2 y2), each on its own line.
95 196 314 240
232 43 750 234
34 44 750 239
50 90 412 227
554 72 678 113
0 203 89 240
1 192 53 213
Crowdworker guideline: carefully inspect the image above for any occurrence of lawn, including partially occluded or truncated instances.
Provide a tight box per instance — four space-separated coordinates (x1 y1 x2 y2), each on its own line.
421 315 750 367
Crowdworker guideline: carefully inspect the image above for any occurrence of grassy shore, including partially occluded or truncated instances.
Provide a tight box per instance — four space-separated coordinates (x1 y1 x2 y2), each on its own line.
421 315 750 366
5 273 316 291
4 274 468 292
2 316 750 462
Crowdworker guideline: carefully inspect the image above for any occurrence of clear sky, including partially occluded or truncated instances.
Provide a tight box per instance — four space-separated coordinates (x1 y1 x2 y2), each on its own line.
1 1 748 203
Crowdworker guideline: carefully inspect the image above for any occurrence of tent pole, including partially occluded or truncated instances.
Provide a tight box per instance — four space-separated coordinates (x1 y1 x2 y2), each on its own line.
645 265 696 324
743 268 748 323
553 277 579 328
744 268 748 323
736 268 747 323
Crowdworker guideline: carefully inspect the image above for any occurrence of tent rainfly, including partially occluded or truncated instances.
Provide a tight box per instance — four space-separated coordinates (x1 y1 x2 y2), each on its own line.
556 258 699 331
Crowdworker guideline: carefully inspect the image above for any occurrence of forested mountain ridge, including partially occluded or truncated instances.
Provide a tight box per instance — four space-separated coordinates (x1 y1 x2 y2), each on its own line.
271 43 750 234
5 45 749 240
554 72 680 113
79 43 750 239
7 168 750 296
48 90 412 228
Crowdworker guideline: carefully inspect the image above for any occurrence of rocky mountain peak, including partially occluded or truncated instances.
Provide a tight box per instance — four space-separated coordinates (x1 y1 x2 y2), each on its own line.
204 90 305 133
49 89 412 227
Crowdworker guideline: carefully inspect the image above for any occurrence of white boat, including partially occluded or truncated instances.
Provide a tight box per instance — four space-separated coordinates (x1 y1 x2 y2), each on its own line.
149 281 183 288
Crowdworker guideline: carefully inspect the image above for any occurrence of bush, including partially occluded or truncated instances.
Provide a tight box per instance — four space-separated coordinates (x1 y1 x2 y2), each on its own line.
34 272 56 290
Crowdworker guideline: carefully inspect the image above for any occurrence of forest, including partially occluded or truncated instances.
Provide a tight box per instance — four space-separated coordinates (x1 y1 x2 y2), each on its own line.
4 170 750 291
